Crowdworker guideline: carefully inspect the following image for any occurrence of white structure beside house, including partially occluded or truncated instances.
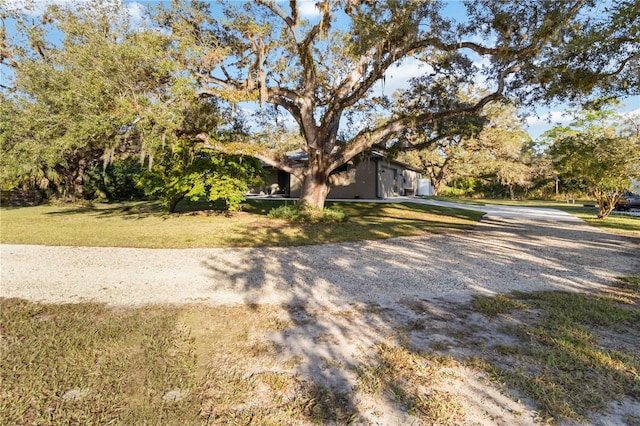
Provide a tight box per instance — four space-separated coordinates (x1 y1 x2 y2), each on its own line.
416 178 435 196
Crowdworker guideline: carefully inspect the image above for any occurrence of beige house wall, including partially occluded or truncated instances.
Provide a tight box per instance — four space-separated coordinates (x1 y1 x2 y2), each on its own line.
290 174 302 198
403 169 421 196
328 160 378 199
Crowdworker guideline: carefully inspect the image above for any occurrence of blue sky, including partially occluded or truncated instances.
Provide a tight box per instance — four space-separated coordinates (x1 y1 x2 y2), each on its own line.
3 0 639 140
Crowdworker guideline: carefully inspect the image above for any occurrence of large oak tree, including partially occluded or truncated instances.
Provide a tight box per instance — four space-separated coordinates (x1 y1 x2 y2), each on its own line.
158 0 639 210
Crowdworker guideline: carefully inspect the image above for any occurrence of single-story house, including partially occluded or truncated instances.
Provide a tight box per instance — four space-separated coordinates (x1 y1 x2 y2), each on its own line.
251 150 431 199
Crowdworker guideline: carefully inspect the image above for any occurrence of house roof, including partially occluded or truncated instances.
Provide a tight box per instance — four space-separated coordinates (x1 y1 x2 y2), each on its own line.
285 149 308 162
283 149 420 172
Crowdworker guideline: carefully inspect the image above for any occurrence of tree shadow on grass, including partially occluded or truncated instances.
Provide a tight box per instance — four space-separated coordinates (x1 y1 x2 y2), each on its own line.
196 215 640 422
42 200 165 219
41 199 244 222
224 199 485 247
3 208 639 422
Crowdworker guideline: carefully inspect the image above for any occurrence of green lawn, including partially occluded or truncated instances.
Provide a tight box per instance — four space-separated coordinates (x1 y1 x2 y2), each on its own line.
0 199 484 248
3 197 637 248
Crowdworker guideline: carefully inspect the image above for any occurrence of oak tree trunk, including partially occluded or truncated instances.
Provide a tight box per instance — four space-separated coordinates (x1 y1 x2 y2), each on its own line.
299 171 331 210
432 180 442 196
57 159 88 202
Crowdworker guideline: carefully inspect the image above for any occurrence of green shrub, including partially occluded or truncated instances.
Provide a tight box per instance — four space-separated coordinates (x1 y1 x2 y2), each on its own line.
84 158 147 201
268 203 348 223
267 204 299 220
138 141 265 213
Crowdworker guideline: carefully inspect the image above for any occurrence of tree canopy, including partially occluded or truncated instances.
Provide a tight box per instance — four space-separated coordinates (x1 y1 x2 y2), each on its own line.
155 0 639 209
0 1 177 199
2 0 639 209
545 99 640 219
0 0 261 209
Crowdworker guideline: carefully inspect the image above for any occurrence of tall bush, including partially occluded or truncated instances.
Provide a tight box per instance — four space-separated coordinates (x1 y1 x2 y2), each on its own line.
139 141 265 212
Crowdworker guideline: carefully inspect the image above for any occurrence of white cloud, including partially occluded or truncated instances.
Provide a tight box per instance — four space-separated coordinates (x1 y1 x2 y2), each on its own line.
523 110 574 140
525 110 572 126
126 2 146 22
298 1 321 18
621 106 640 119
370 54 501 98
126 1 157 30
274 0 320 19
468 55 492 89
3 0 74 15
523 100 640 140
4 0 154 32
372 57 432 96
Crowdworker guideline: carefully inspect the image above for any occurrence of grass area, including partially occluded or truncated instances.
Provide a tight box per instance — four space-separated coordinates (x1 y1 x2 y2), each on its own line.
2 195 637 423
0 199 483 248
2 277 638 424
471 294 527 318
0 300 354 425
471 277 640 423
428 196 640 237
356 343 465 425
577 211 640 237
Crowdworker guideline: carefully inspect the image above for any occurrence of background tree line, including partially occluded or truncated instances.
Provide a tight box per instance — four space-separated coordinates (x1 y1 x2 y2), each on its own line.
396 96 639 219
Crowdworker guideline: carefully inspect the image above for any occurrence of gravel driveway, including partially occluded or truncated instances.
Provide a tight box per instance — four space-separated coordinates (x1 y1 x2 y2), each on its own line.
2 203 638 308
2 204 639 425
